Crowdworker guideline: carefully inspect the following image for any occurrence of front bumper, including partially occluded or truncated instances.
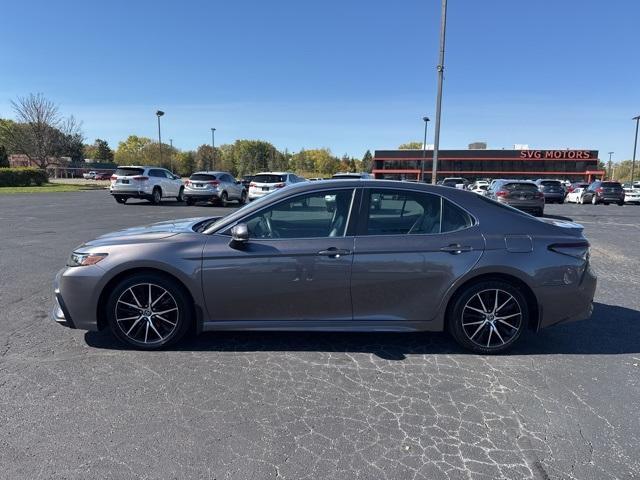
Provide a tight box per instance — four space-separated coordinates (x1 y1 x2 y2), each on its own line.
50 267 102 331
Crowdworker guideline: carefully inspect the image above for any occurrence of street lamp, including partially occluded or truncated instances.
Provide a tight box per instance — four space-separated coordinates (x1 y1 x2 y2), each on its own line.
156 110 165 166
632 115 640 185
420 117 430 182
607 151 614 179
211 128 216 170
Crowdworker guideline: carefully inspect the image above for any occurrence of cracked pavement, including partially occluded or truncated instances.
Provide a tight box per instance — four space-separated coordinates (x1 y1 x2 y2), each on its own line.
0 192 639 479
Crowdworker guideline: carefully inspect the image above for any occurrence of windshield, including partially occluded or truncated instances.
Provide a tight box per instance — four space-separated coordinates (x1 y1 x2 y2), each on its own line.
115 167 144 176
602 182 622 188
253 174 285 183
190 174 217 181
503 183 538 192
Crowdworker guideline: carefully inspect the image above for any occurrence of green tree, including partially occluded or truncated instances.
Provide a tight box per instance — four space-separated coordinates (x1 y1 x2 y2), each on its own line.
398 141 422 149
114 135 152 165
94 139 114 162
0 145 8 167
362 150 373 172
195 144 215 171
175 151 196 177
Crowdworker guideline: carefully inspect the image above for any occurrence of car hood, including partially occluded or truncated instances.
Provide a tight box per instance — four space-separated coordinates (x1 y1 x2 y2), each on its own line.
80 217 217 248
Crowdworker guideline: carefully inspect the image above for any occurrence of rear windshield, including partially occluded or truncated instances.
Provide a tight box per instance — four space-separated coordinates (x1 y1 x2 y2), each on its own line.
190 174 217 181
253 174 285 183
332 174 359 179
540 180 562 186
503 183 538 192
602 182 622 188
115 167 144 176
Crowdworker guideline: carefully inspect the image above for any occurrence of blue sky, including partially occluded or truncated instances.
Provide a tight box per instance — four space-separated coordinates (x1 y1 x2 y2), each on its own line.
1 0 639 160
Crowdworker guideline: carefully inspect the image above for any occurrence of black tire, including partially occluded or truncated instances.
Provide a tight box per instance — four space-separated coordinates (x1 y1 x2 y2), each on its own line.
176 187 185 202
617 201 624 206
220 191 228 207
591 195 598 205
186 197 195 206
239 190 247 205
151 187 162 205
579 195 585 205
447 280 528 354
105 273 192 350
114 195 126 204
532 208 543 217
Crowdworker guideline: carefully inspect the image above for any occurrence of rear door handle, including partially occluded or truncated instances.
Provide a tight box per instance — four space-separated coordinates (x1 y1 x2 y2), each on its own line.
440 244 473 254
318 248 352 258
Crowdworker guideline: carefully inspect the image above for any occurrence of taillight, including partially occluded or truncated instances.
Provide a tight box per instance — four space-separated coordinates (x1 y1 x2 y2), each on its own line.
548 241 590 260
496 190 509 197
133 176 149 181
110 175 117 181
249 182 257 187
534 192 544 199
185 180 190 186
274 183 286 188
208 180 220 186
596 187 603 193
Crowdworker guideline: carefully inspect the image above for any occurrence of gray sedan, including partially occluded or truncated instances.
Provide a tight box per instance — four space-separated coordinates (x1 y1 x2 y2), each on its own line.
52 180 596 354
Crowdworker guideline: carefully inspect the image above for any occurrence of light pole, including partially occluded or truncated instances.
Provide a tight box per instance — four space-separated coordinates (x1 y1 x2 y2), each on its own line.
632 115 640 185
211 128 216 170
420 117 430 181
169 139 174 173
156 110 165 166
430 0 448 185
607 151 614 179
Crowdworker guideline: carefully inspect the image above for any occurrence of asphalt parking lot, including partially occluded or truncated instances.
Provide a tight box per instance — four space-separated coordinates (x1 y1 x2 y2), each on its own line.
0 191 639 480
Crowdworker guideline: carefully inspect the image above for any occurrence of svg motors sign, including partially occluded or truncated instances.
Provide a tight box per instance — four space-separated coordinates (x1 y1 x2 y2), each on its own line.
520 150 594 159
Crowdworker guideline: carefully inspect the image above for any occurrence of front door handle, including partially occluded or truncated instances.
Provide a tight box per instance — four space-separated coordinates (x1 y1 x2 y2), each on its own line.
318 247 352 258
440 244 473 254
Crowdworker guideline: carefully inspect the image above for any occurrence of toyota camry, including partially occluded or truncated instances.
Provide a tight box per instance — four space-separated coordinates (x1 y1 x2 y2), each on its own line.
52 180 596 354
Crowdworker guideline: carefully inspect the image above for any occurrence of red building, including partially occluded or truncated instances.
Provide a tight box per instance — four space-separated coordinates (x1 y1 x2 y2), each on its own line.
373 148 604 182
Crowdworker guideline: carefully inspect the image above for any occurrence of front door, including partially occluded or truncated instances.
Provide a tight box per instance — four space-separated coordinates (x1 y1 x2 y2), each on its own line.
201 188 357 322
351 188 485 322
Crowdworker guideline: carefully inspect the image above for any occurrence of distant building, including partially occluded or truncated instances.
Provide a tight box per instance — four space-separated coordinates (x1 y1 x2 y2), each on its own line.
373 148 604 182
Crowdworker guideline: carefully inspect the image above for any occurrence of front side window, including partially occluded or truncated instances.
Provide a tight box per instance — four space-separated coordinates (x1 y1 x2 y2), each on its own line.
365 189 474 235
242 189 354 239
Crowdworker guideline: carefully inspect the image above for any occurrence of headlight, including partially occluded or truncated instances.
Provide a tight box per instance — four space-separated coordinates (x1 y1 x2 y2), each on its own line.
67 252 108 267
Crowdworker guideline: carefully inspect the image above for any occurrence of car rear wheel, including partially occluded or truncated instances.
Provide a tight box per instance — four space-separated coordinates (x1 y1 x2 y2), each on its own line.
220 191 228 206
150 187 162 205
114 195 126 204
105 273 192 349
448 281 528 354
617 201 624 206
591 195 598 205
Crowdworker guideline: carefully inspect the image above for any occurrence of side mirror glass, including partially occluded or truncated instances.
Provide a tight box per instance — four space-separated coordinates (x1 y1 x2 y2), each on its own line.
230 223 249 244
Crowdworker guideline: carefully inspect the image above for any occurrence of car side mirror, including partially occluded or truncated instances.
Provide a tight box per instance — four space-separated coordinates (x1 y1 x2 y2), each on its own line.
230 223 249 245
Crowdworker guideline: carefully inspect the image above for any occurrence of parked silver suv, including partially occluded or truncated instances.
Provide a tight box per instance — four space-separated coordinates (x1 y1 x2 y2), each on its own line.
184 171 246 206
110 166 185 204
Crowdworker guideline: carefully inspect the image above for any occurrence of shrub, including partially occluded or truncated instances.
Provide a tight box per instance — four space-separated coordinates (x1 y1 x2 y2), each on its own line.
0 167 49 187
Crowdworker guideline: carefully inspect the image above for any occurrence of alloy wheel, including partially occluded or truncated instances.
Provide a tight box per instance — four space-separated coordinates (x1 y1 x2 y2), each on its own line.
114 283 179 344
461 288 522 349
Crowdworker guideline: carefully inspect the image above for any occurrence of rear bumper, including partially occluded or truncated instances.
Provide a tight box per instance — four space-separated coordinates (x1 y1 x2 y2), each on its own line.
110 189 152 199
184 190 221 201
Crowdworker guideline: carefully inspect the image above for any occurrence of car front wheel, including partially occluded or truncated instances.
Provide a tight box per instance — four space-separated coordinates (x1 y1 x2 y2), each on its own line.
105 273 192 349
114 196 126 204
448 281 528 354
176 187 185 202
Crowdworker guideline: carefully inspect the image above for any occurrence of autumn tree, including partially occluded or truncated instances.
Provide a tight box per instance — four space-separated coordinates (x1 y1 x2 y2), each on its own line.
398 141 423 149
114 135 152 165
362 150 373 172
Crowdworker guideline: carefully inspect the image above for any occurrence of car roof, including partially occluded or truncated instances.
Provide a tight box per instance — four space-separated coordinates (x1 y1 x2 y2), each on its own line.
254 171 291 175
191 171 229 175
117 165 164 169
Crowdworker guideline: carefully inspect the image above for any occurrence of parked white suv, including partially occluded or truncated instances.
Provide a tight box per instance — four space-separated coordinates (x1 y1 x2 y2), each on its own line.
248 172 306 201
184 171 246 206
110 166 184 204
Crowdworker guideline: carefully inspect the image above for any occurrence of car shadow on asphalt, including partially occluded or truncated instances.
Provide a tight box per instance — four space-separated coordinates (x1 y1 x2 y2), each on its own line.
84 302 640 359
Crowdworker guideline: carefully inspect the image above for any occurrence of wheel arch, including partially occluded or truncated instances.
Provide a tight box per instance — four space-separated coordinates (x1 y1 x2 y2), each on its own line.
444 272 540 331
96 267 202 332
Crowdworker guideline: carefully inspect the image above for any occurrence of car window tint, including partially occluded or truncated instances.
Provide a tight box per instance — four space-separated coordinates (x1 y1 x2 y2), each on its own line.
115 167 144 176
366 189 441 235
163 170 174 179
253 174 285 183
191 174 217 181
503 183 538 192
149 169 163 178
244 189 354 239
441 199 473 233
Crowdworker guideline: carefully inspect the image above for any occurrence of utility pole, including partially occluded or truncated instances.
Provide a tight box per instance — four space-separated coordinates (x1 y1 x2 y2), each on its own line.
607 151 614 179
156 110 165 166
430 0 448 185
211 128 216 170
632 116 640 184
169 139 174 173
420 117 430 181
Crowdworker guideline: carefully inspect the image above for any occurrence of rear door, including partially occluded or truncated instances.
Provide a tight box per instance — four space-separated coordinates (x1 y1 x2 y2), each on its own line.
351 188 484 323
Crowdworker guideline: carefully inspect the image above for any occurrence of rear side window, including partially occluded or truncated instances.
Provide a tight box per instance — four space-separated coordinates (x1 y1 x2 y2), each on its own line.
253 174 285 183
149 169 165 178
364 189 474 236
190 174 217 181
115 167 144 176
